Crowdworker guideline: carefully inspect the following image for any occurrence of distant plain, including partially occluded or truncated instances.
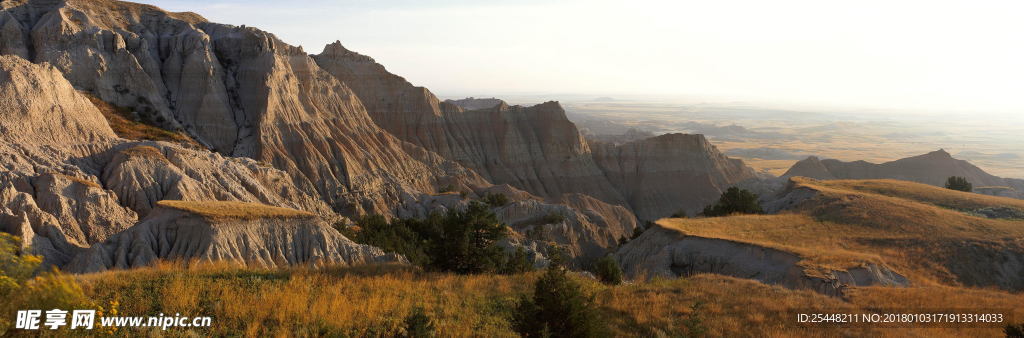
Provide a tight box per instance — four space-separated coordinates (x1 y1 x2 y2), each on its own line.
551 99 1024 178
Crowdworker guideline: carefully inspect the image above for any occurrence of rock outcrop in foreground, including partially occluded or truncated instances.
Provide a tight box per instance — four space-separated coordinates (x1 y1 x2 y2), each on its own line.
615 222 908 297
68 201 398 273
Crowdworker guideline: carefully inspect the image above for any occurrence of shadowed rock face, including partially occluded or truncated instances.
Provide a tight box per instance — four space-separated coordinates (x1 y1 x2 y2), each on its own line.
66 202 401 273
784 150 1024 198
591 134 759 220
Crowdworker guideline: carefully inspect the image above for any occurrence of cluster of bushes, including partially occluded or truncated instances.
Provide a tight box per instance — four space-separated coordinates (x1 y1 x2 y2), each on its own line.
701 187 764 217
945 176 973 192
343 201 528 274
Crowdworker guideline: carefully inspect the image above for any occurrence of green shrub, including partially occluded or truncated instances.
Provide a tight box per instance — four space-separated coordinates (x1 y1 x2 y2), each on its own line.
502 247 535 275
593 256 623 285
945 176 973 192
346 202 510 274
482 193 511 207
402 307 436 338
701 187 764 217
542 212 566 224
513 265 606 337
347 215 431 267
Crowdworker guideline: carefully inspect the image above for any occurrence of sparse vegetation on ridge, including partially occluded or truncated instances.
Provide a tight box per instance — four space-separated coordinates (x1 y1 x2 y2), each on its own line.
85 93 200 147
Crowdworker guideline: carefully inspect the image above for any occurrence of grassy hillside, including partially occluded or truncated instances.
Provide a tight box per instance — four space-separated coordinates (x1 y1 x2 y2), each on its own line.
75 262 1020 337
657 177 1024 289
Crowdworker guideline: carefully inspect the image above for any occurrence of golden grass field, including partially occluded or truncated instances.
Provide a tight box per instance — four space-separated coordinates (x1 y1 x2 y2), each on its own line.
656 177 1024 288
71 262 1021 337
156 201 316 220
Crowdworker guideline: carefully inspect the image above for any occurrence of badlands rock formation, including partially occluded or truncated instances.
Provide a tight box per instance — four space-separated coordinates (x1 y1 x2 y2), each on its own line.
0 0 762 271
314 42 756 219
0 0 483 216
0 53 344 269
68 201 398 273
785 150 1024 198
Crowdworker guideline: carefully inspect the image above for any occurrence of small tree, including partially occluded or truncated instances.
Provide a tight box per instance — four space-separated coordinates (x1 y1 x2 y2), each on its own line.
945 176 973 192
513 265 606 337
430 201 508 274
502 247 534 274
593 256 623 285
701 187 764 217
402 307 435 338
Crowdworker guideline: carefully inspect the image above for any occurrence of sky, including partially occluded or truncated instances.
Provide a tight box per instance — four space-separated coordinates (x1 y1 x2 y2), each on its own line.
136 0 1024 115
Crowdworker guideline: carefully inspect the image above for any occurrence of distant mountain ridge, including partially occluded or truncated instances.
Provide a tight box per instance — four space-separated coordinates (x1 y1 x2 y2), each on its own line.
784 149 1024 198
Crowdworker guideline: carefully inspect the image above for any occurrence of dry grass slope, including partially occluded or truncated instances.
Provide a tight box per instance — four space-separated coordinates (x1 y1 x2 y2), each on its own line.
808 178 1024 211
75 262 1021 337
156 200 316 220
657 177 1024 289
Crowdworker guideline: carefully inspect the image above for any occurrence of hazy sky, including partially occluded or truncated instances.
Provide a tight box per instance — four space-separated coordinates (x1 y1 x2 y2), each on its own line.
137 0 1024 114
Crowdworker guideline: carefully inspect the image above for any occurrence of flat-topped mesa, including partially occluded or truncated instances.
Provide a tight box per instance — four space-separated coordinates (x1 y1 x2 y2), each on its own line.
155 200 316 221
67 201 400 273
445 97 507 111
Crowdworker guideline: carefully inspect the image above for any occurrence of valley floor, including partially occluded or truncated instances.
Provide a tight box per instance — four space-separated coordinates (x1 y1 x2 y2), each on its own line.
72 263 1020 337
